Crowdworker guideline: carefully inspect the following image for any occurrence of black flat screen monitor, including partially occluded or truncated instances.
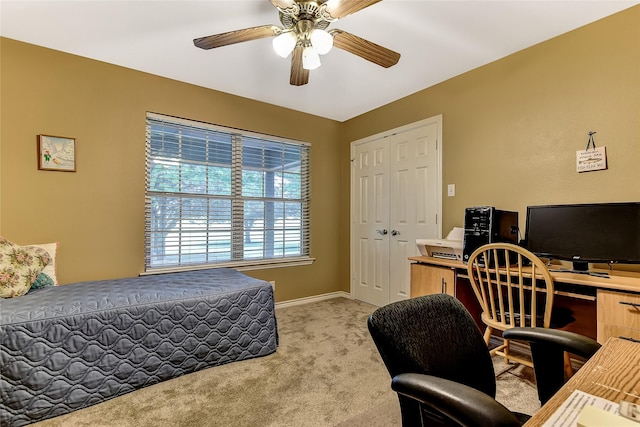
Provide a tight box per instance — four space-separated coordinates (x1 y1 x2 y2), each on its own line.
525 202 640 272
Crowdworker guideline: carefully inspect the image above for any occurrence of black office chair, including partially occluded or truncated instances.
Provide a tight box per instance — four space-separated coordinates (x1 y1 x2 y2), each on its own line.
503 327 601 405
367 294 528 427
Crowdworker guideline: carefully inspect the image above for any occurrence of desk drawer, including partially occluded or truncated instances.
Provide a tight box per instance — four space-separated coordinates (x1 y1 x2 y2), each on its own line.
598 325 640 343
597 290 640 343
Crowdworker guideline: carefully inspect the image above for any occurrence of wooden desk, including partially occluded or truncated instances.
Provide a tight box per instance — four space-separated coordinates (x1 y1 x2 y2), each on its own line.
409 256 640 343
524 337 640 426
409 256 640 293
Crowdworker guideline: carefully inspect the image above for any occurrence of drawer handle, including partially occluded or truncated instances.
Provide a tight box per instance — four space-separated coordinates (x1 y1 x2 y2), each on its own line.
620 336 640 343
619 301 640 309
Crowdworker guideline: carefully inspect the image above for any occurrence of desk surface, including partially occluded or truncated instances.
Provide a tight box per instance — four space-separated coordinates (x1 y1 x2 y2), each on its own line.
524 337 640 426
409 256 640 294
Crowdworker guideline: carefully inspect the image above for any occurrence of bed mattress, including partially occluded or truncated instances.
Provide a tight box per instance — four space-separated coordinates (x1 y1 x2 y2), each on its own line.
0 268 278 426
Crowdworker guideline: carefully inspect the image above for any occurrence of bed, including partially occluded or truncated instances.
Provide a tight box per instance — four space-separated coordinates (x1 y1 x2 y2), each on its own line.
0 268 278 427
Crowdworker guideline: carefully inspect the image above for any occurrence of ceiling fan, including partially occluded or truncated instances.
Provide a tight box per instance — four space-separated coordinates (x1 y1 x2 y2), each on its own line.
193 0 401 86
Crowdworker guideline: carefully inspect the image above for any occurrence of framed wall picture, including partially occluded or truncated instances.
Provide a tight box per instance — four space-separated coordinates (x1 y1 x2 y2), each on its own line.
38 134 76 172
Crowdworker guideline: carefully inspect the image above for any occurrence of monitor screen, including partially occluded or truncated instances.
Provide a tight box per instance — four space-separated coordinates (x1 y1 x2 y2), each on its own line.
525 202 640 270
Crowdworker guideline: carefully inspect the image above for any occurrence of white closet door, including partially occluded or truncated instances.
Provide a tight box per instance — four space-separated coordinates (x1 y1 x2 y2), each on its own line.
351 115 442 307
352 138 390 307
388 121 440 302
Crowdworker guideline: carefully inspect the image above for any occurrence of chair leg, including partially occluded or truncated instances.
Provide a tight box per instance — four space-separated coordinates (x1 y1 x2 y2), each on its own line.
503 338 511 365
483 327 493 346
494 336 533 368
564 352 573 379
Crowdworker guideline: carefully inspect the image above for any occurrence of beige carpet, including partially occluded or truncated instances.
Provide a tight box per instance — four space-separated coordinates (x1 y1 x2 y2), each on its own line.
32 297 539 427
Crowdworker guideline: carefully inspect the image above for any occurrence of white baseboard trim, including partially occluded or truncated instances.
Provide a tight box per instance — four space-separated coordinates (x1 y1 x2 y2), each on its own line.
275 291 352 309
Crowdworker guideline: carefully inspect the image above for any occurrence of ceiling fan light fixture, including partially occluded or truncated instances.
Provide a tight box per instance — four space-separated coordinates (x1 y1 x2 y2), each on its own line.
272 31 297 58
302 46 321 70
194 0 400 86
310 28 333 55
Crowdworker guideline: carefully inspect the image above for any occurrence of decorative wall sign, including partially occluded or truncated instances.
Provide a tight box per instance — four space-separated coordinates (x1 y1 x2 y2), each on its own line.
38 134 76 172
576 131 607 173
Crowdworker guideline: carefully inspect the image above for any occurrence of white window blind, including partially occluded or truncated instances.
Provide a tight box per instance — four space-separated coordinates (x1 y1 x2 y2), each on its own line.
145 113 311 272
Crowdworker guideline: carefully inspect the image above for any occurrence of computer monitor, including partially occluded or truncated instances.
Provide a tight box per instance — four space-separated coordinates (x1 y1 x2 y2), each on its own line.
524 202 640 272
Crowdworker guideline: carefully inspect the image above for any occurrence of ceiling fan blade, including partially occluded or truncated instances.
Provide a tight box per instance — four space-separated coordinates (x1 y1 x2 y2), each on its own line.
323 0 381 19
330 29 400 68
290 45 310 86
269 0 296 9
194 25 278 50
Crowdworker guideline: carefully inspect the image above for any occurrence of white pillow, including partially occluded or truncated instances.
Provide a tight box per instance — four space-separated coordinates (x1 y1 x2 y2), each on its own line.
25 242 58 285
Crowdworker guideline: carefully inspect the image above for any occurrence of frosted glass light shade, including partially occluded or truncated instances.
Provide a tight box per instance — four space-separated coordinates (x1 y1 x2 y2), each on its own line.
272 32 297 58
310 29 333 55
302 46 321 70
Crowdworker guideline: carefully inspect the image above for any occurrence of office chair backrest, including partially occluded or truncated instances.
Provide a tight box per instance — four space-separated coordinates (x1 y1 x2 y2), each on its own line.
368 294 496 398
466 243 555 330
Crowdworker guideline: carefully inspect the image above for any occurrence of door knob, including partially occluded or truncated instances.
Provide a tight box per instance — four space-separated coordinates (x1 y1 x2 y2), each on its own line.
391 230 400 236
376 229 388 235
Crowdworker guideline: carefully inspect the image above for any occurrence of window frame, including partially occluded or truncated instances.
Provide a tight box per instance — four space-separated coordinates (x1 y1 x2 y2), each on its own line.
144 112 313 274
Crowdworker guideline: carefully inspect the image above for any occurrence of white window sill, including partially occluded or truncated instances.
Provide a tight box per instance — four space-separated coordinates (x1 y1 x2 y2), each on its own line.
141 257 315 276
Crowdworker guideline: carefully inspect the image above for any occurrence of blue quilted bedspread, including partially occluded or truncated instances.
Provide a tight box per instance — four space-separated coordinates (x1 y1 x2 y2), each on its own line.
0 268 278 426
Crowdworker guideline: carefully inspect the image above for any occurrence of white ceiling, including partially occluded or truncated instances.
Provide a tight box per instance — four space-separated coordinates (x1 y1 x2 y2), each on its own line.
1 1 638 122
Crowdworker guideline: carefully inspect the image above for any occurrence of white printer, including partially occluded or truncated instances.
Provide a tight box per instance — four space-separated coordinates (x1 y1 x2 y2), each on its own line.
416 227 464 261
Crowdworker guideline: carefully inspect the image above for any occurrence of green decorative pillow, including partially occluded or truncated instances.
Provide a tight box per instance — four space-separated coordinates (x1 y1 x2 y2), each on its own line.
30 272 56 290
24 242 58 285
0 236 52 298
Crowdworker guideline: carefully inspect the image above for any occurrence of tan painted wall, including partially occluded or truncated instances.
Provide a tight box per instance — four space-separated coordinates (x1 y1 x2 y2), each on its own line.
342 6 640 238
0 37 343 301
2 6 639 301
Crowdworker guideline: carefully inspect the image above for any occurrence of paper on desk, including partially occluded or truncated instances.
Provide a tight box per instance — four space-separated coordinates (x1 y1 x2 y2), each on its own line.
542 390 619 427
445 227 464 241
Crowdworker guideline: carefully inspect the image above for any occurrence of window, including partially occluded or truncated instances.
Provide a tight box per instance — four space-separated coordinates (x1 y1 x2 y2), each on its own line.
145 113 311 272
